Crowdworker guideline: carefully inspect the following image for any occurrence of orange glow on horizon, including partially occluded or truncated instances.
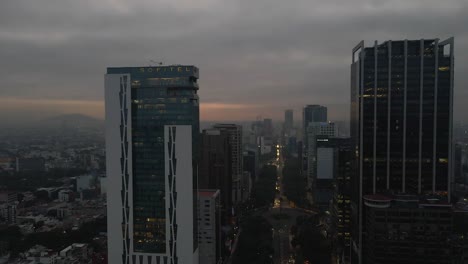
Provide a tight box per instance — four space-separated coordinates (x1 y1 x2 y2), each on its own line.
200 102 268 121
0 97 281 121
0 97 104 119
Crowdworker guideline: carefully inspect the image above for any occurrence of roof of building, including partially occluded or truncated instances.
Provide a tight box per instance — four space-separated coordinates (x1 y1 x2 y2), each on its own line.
363 194 393 202
364 193 452 209
213 124 241 128
453 199 468 212
198 189 220 198
72 243 87 248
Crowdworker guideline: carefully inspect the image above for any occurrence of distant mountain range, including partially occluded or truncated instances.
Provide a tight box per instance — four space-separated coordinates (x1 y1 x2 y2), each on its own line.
39 115 244 130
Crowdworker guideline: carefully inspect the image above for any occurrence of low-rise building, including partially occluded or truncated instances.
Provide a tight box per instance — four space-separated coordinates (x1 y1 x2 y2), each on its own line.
59 243 91 262
58 190 73 203
23 245 58 264
0 191 18 224
0 191 17 204
0 203 17 224
75 175 93 192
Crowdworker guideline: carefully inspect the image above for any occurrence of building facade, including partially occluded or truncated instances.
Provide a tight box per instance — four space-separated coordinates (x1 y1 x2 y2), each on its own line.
302 105 328 177
212 124 243 203
331 138 353 263
106 66 200 264
303 105 327 144
243 150 258 183
198 190 222 264
199 129 232 224
284 109 294 133
75 174 93 192
313 136 351 210
263 118 273 138
0 204 16 224
306 122 336 190
350 38 455 263
363 195 453 264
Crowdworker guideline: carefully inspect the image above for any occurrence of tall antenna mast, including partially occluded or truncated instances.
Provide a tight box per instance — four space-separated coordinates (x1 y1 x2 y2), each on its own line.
149 60 164 66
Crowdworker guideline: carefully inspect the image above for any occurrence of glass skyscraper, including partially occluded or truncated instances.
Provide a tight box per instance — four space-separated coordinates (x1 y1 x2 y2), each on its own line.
350 38 455 263
105 66 200 264
212 124 243 203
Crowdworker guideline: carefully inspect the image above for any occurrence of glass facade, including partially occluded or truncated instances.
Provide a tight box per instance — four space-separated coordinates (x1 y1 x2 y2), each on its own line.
107 66 200 254
352 39 453 196
350 38 454 263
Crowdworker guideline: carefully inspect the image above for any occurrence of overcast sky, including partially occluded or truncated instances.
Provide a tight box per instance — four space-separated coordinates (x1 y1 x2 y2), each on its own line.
1 0 467 124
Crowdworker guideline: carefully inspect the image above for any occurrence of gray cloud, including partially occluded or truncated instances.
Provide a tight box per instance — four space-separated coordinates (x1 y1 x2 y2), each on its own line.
0 0 467 121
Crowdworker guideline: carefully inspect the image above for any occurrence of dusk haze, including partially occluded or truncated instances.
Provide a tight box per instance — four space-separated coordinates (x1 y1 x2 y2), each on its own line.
0 1 467 264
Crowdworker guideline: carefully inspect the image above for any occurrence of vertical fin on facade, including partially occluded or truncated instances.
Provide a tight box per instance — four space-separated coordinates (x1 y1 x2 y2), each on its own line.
119 75 131 263
167 126 178 264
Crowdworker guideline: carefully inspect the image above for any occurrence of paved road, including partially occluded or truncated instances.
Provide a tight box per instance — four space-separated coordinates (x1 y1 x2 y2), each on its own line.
263 145 316 264
225 228 241 264
228 145 316 264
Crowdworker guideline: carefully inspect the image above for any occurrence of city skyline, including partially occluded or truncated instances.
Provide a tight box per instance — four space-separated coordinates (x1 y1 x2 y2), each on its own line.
1 0 467 124
1 1 468 263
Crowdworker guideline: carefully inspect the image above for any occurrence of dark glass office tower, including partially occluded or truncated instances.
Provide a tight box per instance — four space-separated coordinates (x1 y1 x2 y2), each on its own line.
212 124 243 203
199 129 232 225
106 66 200 264
331 137 353 264
350 38 455 264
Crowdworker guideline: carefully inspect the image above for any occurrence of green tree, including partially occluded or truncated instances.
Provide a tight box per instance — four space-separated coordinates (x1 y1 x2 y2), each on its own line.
251 165 277 207
233 216 274 264
282 158 307 207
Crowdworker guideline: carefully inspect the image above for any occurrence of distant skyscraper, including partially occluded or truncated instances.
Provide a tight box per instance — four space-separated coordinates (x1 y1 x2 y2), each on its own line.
212 124 243 203
263 118 273 138
314 135 337 209
105 66 200 264
350 38 455 263
306 122 336 189
243 150 258 183
303 105 327 143
284 109 293 132
302 105 327 176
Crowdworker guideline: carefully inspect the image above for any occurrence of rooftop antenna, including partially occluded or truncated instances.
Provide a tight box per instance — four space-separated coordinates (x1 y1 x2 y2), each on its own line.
149 60 164 66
